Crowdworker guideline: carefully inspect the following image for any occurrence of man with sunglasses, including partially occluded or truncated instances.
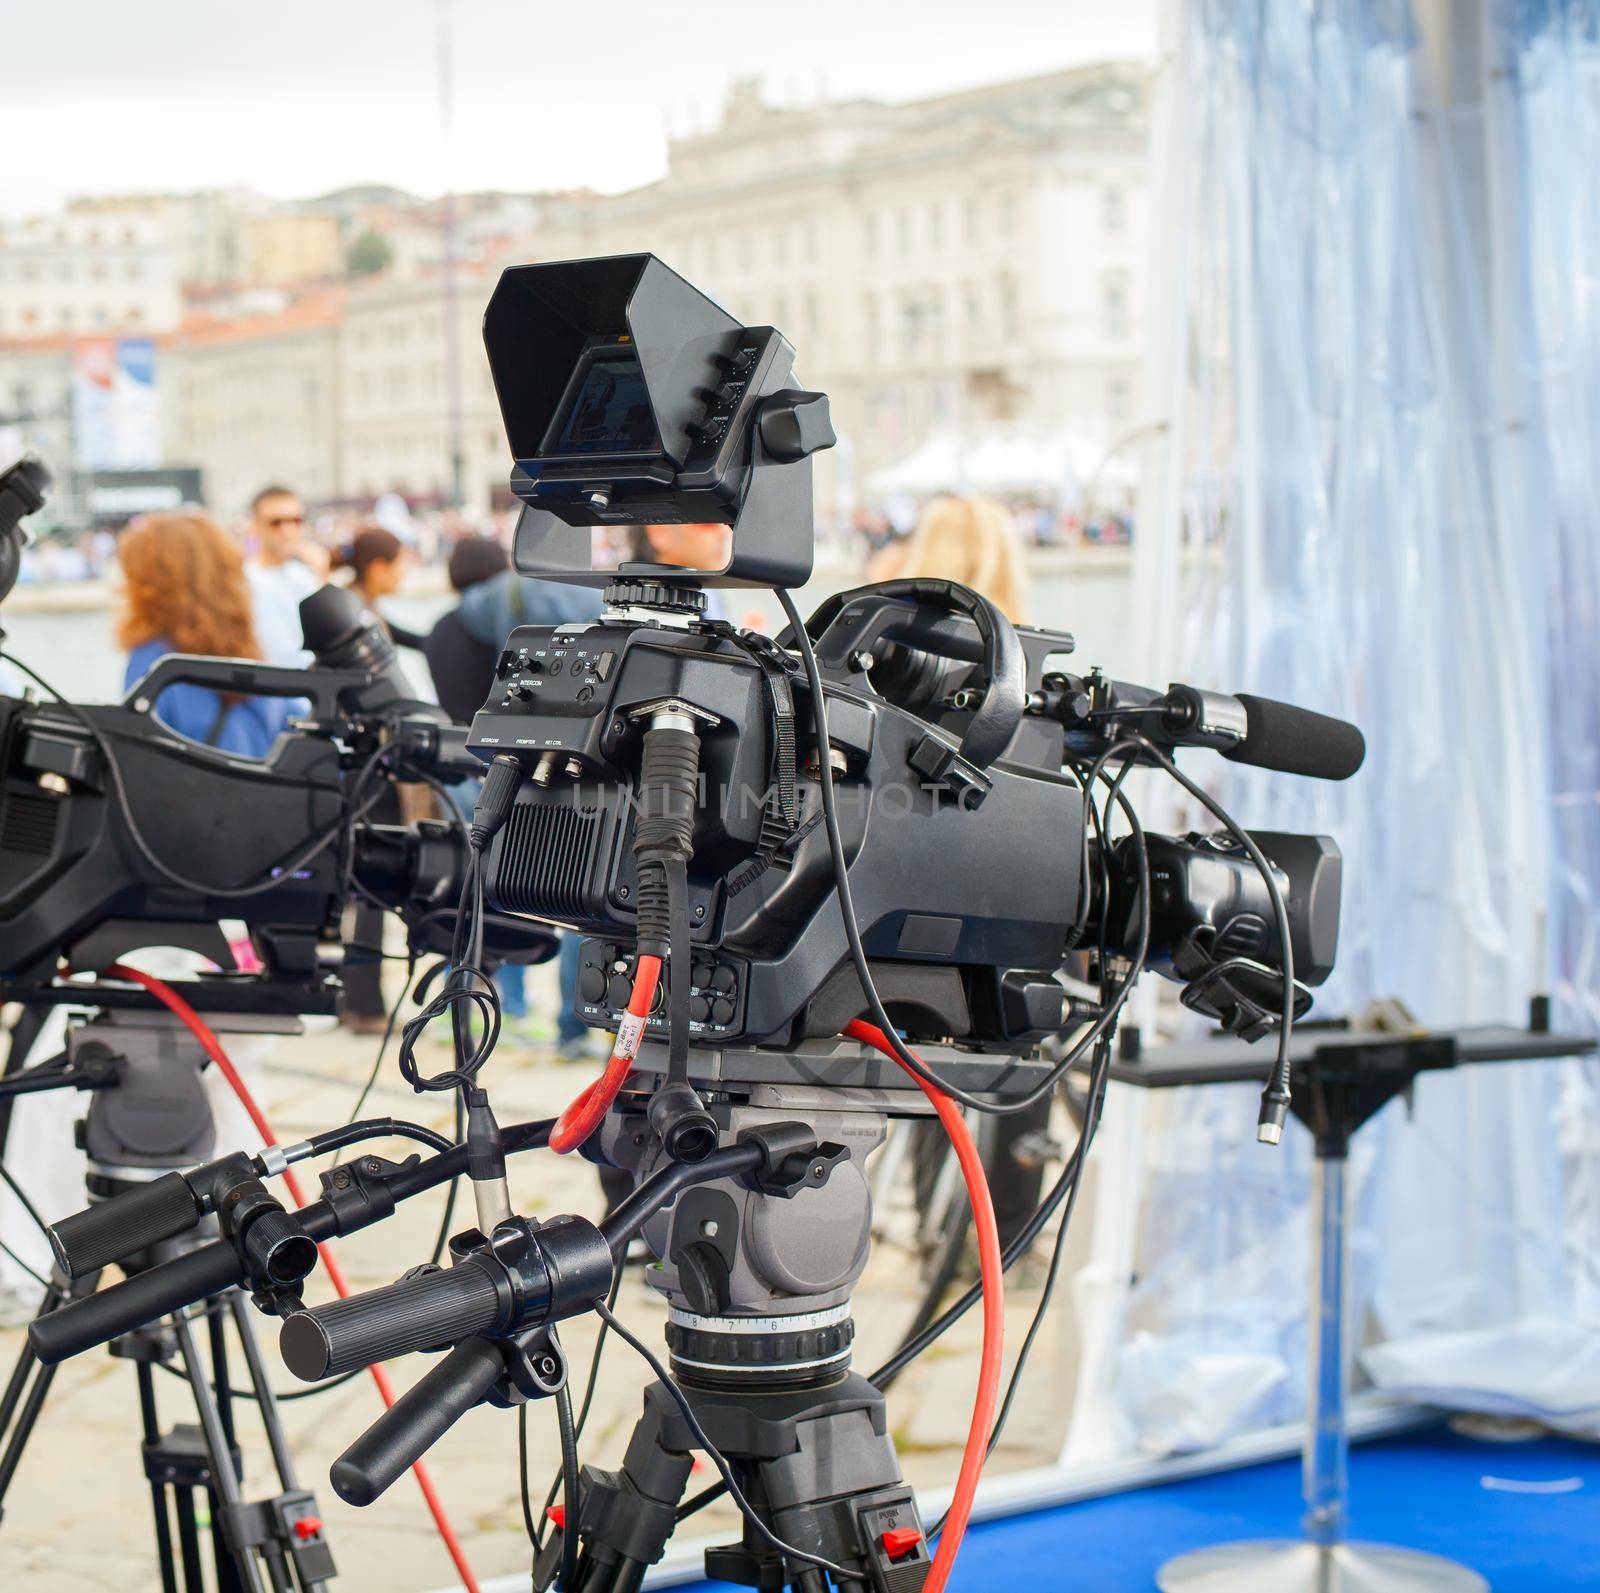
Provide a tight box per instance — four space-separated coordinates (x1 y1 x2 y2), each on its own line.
245 483 330 667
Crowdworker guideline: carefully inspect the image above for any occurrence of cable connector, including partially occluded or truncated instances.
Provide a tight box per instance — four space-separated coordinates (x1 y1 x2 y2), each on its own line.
470 753 524 852
465 1084 512 1229
1257 1085 1291 1145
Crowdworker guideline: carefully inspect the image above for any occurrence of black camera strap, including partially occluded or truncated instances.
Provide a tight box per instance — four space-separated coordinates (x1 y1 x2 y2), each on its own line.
699 621 802 852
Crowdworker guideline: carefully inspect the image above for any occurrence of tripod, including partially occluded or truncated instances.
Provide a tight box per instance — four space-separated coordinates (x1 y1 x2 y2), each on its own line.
0 1004 336 1592
543 1366 928 1593
525 1053 1043 1593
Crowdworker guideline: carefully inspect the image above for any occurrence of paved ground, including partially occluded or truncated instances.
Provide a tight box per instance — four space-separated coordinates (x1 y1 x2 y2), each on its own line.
0 967 1090 1592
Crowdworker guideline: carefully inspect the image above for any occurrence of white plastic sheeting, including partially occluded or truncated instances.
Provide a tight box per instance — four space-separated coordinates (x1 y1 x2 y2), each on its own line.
1069 0 1600 1462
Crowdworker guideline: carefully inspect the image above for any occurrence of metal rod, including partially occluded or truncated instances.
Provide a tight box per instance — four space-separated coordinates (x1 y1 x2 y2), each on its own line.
227 1292 300 1490
135 1359 181 1593
1302 1152 1350 1547
173 1487 206 1593
173 1310 268 1593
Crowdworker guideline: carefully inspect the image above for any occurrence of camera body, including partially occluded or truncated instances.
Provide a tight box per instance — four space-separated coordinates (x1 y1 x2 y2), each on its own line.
471 604 1082 1053
0 585 547 1007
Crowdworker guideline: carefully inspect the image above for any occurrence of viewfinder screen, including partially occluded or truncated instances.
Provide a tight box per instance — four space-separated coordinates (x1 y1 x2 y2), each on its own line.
544 345 658 456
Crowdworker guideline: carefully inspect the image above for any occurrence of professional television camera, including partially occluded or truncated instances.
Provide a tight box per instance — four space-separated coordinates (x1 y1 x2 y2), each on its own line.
28 256 1362 1593
0 473 554 1590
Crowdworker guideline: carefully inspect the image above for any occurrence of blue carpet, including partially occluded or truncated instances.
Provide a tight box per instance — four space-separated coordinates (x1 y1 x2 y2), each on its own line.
675 1428 1600 1590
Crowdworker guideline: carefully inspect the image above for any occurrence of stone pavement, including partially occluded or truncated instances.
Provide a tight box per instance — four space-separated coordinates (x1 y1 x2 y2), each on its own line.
0 984 1088 1591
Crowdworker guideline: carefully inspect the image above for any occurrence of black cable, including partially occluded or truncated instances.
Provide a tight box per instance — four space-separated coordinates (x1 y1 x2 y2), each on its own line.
518 1402 538 1560
333 955 419 1147
153 1356 364 1404
535 1269 623 1547
555 1379 580 1591
594 1300 862 1583
775 591 1140 1116
304 1116 455 1158
397 854 501 1093
0 1160 51 1243
428 1093 466 1267
1128 732 1296 1138
0 1233 48 1289
665 856 691 1086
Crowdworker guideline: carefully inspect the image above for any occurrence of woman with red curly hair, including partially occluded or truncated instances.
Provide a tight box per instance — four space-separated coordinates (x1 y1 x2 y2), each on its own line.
118 511 294 757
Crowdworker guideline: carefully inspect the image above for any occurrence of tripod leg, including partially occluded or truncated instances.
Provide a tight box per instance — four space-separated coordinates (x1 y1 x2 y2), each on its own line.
536 1393 695 1593
137 1360 182 1593
207 1303 248 1593
0 1290 70 1513
172 1310 268 1593
173 1485 208 1592
225 1293 335 1593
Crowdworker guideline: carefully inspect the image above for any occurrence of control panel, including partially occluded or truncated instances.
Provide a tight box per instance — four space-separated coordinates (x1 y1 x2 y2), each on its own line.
473 629 619 753
576 938 745 1045
680 329 781 475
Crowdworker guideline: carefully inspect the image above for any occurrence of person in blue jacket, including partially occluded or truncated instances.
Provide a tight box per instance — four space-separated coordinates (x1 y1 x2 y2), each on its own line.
118 510 295 758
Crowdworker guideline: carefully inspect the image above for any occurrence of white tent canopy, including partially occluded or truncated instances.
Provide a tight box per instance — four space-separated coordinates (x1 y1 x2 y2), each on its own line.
865 426 1135 502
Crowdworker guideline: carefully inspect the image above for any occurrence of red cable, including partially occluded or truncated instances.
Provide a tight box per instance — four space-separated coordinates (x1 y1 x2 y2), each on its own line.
845 1019 1004 1593
548 954 662 1154
105 965 482 1593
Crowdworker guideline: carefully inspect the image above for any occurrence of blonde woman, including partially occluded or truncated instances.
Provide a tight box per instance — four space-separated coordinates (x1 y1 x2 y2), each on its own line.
868 495 1031 623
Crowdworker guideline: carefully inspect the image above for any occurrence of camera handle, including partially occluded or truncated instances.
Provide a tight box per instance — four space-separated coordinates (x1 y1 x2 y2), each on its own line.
798 577 1027 771
123 654 386 723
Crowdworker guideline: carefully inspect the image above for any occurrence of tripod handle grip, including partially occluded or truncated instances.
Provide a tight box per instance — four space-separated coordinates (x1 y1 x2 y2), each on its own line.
48 1173 204 1281
28 1241 243 1364
279 1259 503 1381
328 1335 506 1505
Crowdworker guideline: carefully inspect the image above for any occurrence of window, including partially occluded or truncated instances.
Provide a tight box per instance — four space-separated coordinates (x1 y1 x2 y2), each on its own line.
802 220 818 264
963 195 980 246
1103 274 1130 340
58 307 74 329
963 281 981 334
20 261 39 282
928 202 943 250
897 209 913 254
89 261 109 282
997 274 1019 343
862 214 878 256
998 189 1019 237
54 261 73 282
897 291 921 359
863 294 880 362
738 232 753 271
1107 376 1132 424
92 306 109 327
125 307 143 325
1103 185 1127 234
774 226 789 267
125 259 144 281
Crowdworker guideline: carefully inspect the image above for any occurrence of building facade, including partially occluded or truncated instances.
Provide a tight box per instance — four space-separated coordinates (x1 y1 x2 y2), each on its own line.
527 65 1151 494
0 212 182 340
165 291 344 518
1 63 1150 524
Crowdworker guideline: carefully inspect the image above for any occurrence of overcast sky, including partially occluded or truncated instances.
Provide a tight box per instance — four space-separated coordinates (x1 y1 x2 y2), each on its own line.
2 1 1157 217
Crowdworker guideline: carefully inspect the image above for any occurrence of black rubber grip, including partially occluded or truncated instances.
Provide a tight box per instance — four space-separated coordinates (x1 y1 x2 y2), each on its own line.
280 1261 503 1381
29 1241 243 1365
330 1336 506 1505
1222 694 1366 781
49 1174 204 1281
